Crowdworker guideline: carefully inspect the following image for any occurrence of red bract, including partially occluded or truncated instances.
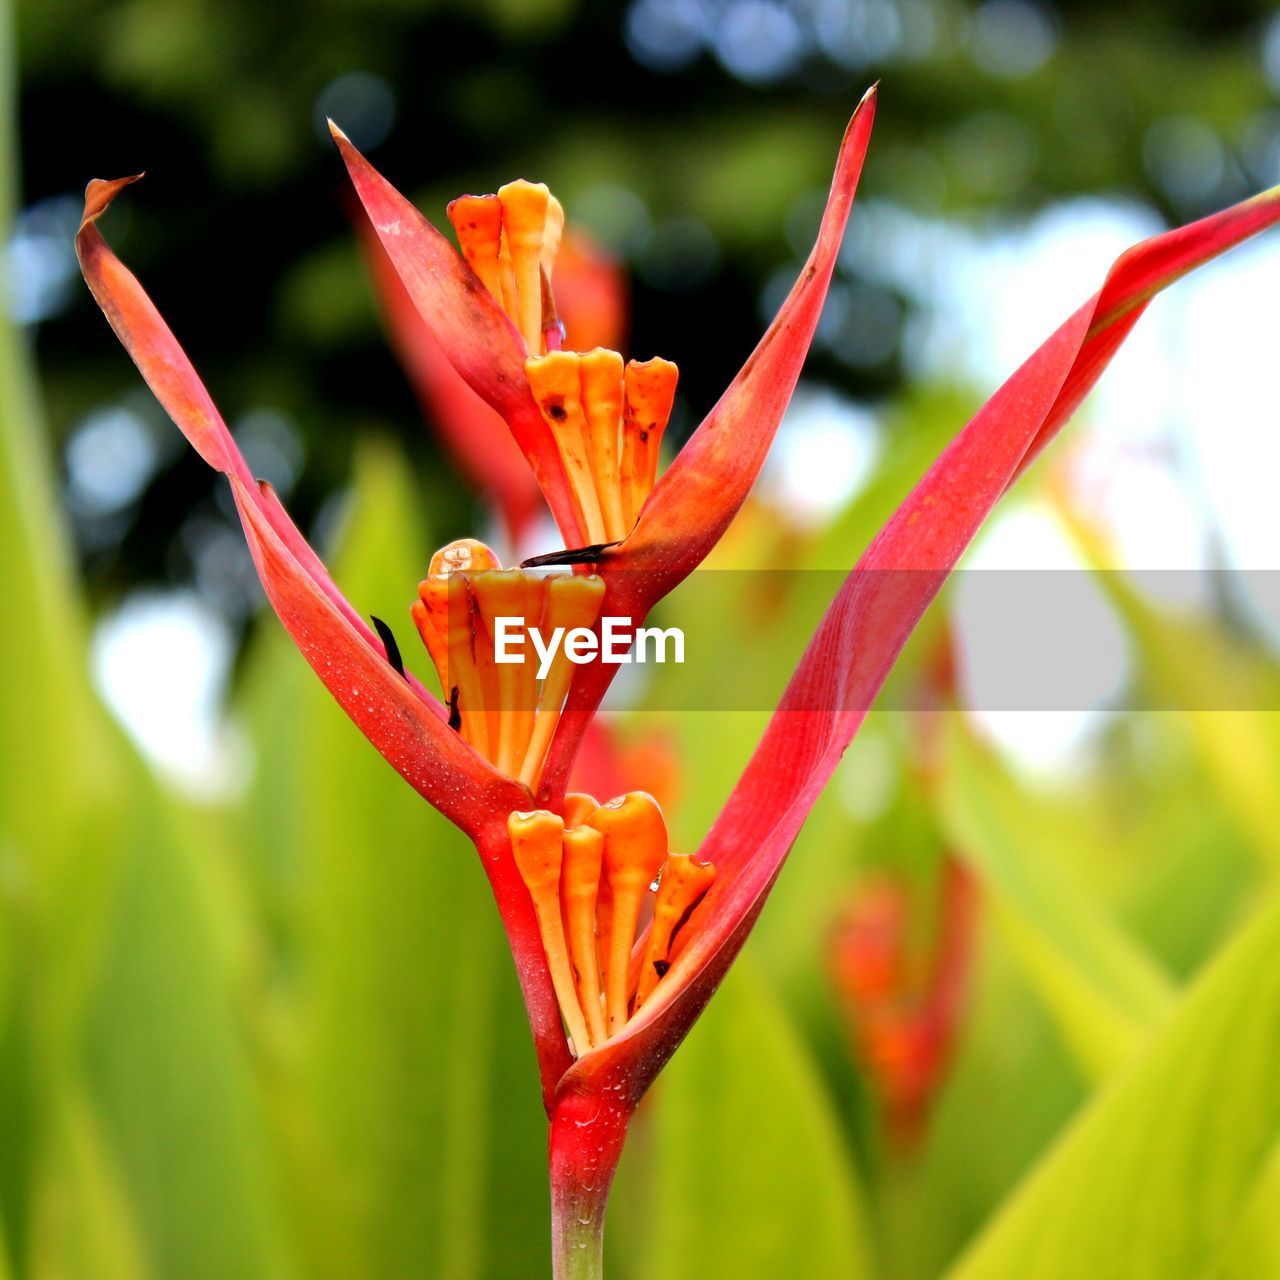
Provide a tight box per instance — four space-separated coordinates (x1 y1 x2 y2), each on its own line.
76 176 574 1093
79 93 1280 1279
558 177 1280 1132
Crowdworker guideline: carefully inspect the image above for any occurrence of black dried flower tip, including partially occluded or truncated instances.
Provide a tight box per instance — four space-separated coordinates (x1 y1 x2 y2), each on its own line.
370 615 405 677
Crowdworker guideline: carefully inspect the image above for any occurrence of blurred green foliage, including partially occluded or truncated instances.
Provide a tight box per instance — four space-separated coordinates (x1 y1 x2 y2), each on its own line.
8 0 1280 1277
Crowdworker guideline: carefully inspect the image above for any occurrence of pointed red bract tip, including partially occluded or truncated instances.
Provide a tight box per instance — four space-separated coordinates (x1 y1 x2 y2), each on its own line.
80 174 145 232
75 176 250 481
331 130 588 545
615 84 878 603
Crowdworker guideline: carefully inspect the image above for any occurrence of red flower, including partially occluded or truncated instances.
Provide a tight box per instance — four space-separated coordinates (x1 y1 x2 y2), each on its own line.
78 86 1280 1276
830 860 978 1147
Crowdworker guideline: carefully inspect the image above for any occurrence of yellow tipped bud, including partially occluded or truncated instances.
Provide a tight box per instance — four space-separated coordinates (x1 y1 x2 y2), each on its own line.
580 349 627 541
526 351 607 543
470 567 533 627
518 575 607 789
429 537 501 578
497 180 550 246
562 825 607 1045
414 539 503 755
508 808 564 891
508 809 593 1055
447 195 505 303
589 792 670 1032
590 791 669 881
471 570 540 775
621 357 679 526
450 183 567 356
546 572 606 629
542 195 565 276
498 180 552 354
526 349 582 413
634 853 716 1009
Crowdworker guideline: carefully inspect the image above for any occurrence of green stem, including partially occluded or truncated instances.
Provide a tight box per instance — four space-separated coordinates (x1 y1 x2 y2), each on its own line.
548 1092 630 1280
551 1171 608 1280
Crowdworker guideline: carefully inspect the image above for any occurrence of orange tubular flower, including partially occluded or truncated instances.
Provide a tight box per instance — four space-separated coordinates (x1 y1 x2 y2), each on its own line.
78 84 1280 1278
361 190 626 553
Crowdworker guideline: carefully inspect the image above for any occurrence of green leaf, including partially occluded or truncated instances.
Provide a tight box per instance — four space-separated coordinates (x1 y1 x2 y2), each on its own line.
609 958 876 1280
1211 1141 1280 1279
939 721 1173 1080
943 892 1280 1280
29 1091 150 1280
82 788 280 1280
0 5 163 1267
1058 505 1280 872
0 0 124 860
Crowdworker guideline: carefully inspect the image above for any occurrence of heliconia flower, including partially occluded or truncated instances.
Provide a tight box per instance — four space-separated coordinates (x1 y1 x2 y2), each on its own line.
829 859 978 1147
828 627 975 1146
334 89 878 805
78 86 1280 1278
360 213 626 551
409 537 608 788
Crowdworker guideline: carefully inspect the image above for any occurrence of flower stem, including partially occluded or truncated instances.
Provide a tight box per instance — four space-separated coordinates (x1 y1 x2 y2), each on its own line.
551 1177 607 1280
548 1091 630 1280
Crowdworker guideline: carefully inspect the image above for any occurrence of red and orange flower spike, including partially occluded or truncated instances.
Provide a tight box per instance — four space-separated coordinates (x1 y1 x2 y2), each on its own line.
829 861 978 1146
369 140 680 550
360 211 624 552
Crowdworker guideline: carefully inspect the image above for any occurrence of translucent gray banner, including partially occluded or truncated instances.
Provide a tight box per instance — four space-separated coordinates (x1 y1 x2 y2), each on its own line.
413 567 1280 712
